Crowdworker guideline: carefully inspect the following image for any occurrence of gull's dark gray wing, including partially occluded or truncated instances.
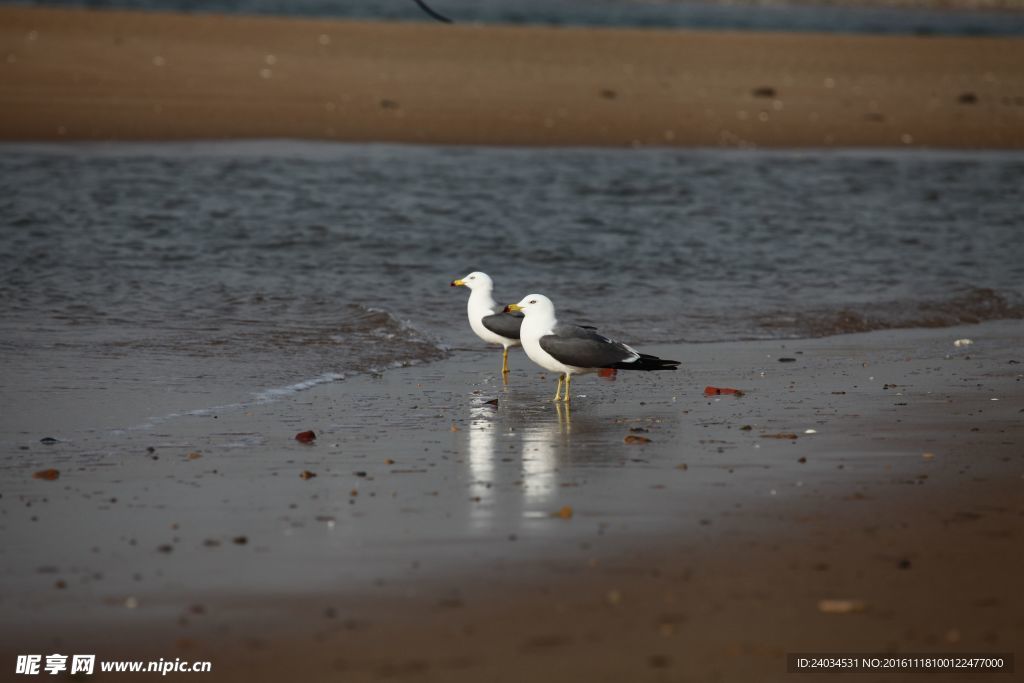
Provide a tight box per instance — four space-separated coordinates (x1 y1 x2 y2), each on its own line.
481 307 523 340
539 323 637 368
540 323 681 371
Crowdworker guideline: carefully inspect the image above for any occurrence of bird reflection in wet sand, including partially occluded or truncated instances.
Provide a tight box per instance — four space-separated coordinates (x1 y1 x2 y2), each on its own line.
519 403 571 507
463 394 573 530
466 398 498 530
554 400 570 433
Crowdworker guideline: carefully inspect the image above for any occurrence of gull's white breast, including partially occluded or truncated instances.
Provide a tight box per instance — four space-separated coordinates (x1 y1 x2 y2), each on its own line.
520 315 573 374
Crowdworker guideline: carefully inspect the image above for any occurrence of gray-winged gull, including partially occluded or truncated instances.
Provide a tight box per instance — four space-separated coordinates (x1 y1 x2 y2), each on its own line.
450 271 525 377
506 294 679 401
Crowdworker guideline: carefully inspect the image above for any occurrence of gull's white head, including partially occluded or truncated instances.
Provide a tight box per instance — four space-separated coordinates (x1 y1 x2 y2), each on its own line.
450 271 494 291
506 294 555 318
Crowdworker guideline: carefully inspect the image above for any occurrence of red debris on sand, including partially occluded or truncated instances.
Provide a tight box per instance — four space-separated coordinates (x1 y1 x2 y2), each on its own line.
295 430 316 443
704 386 744 396
33 468 60 481
599 368 617 379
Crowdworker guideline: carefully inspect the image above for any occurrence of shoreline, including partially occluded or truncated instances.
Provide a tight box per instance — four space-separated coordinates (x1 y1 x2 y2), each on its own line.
2 6 1023 147
2 320 1021 680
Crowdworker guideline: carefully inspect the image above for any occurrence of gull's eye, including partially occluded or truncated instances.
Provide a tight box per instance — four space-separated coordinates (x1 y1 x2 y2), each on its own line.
469 276 475 280
529 299 537 304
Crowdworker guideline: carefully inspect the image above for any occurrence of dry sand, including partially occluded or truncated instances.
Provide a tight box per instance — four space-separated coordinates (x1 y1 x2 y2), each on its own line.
1 321 1021 681
1 6 1023 147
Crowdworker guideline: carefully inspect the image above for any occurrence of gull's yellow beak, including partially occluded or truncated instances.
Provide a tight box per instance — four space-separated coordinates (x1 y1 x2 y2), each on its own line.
504 303 523 312
450 279 465 287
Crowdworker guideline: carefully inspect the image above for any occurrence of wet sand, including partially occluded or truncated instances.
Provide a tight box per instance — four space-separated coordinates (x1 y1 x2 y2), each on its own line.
1 6 1024 147
1 321 1022 680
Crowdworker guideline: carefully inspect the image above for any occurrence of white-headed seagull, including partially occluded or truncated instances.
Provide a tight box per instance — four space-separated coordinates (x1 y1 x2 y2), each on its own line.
506 294 679 401
451 271 524 378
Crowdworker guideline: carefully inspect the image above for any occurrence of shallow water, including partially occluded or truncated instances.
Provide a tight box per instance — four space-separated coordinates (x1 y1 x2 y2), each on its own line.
1 142 1022 421
10 0 1024 36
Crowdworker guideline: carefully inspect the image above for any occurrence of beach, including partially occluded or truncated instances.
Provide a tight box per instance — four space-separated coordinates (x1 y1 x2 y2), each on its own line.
1 320 1021 680
2 5 1024 147
1 4 1023 680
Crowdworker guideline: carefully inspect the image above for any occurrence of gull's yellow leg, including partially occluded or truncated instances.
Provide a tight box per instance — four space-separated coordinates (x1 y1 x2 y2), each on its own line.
563 373 572 402
501 347 510 375
552 374 563 402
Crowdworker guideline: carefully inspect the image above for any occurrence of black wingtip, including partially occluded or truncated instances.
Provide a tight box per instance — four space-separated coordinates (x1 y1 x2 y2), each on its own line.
611 354 681 371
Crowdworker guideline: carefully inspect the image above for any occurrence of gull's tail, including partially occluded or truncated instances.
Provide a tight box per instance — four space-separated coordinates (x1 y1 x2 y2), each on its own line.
611 354 681 371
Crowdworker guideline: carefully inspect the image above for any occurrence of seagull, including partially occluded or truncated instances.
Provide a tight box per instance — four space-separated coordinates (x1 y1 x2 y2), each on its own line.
450 272 525 377
506 294 679 402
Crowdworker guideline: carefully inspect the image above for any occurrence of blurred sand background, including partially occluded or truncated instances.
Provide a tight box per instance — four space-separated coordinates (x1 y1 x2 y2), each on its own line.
1 5 1023 147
